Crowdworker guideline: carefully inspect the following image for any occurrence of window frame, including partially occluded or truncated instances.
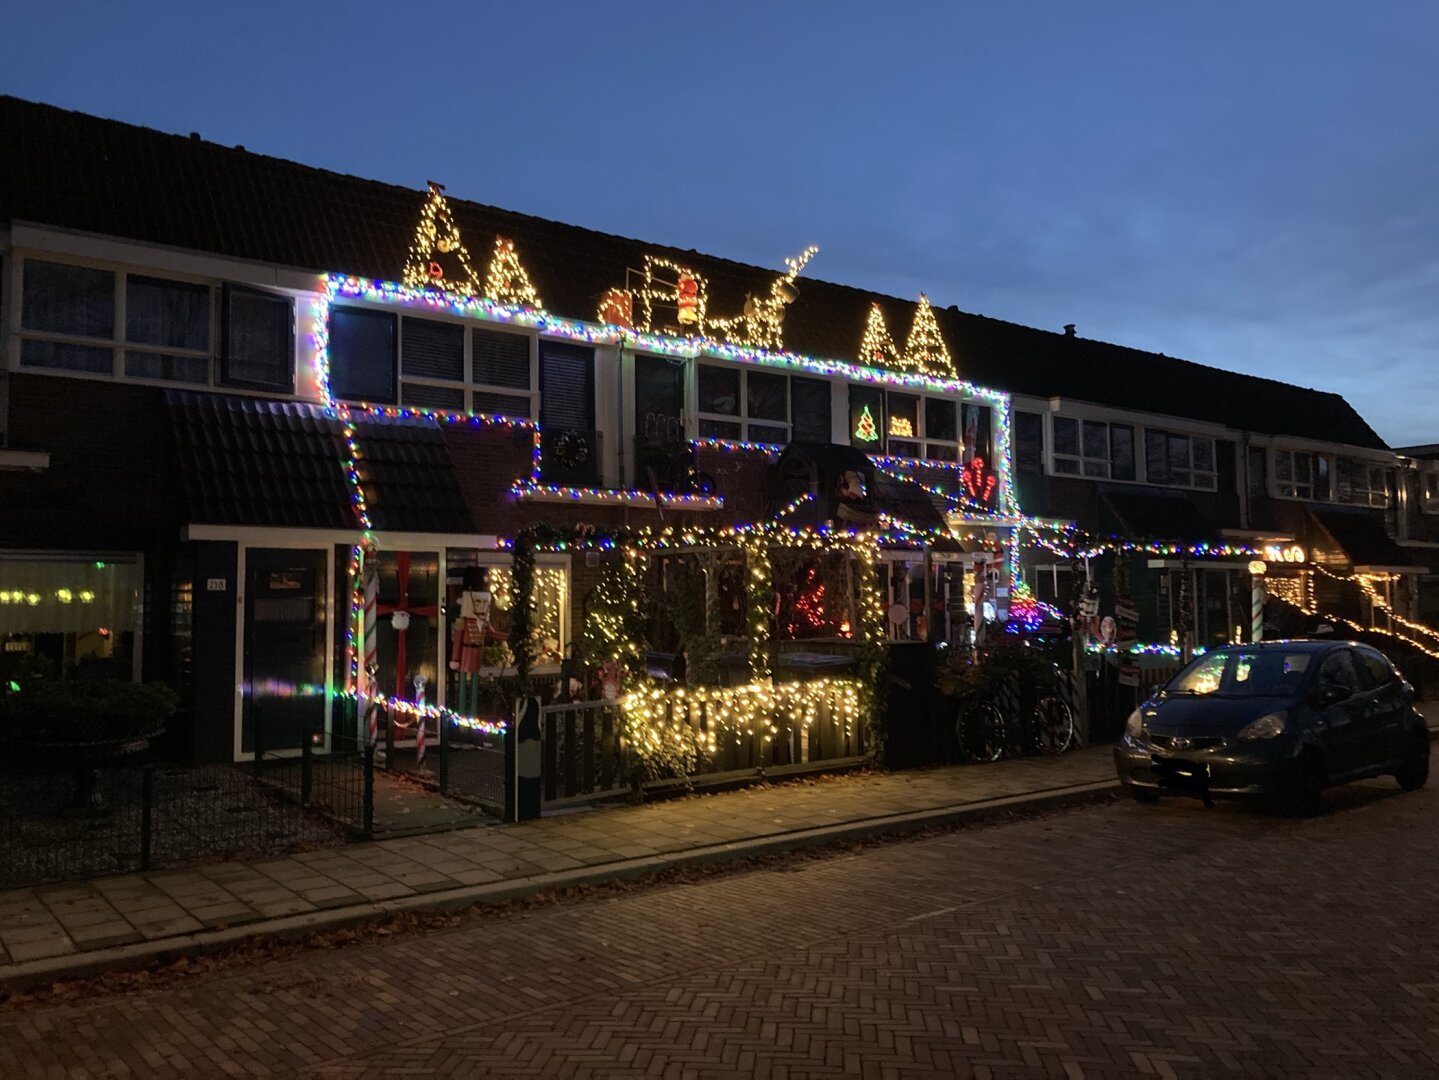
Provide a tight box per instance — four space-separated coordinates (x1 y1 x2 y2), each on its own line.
1051 416 1112 478
221 283 295 394
1334 458 1389 508
15 255 223 387
1422 466 1439 515
1144 429 1218 491
696 361 792 446
871 389 982 463
1273 449 1330 502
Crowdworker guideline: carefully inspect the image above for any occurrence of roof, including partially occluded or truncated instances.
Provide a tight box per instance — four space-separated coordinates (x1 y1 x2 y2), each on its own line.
1397 445 1439 460
1309 507 1418 569
1101 488 1218 542
167 393 472 532
0 95 1388 452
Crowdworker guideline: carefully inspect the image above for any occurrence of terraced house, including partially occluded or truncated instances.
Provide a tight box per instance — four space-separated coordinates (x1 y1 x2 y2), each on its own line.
0 95 1431 769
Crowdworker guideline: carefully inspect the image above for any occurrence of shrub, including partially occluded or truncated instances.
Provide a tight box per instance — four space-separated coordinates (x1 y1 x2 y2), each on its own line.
0 679 178 746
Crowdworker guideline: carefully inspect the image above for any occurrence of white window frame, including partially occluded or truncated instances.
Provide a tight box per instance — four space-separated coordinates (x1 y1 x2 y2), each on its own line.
878 391 986 464
1145 429 1218 492
1273 449 1328 501
696 361 792 445
330 304 540 419
1334 458 1389 508
1051 416 1113 478
14 254 217 387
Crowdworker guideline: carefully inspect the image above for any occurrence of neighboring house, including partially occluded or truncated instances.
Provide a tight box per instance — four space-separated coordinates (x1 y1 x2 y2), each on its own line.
0 95 1427 762
1395 444 1439 621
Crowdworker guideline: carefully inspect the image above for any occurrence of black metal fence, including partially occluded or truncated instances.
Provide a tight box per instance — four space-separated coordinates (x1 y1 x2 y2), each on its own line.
0 756 357 890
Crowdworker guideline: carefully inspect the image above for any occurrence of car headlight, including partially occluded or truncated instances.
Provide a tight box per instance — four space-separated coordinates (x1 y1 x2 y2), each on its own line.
1238 712 1287 741
1125 709 1144 738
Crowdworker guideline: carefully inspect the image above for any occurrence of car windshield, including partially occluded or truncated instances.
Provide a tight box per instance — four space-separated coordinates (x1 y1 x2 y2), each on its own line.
1166 651 1311 698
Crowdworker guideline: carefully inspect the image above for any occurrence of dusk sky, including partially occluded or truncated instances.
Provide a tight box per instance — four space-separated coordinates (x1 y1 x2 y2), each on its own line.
4 1 1435 445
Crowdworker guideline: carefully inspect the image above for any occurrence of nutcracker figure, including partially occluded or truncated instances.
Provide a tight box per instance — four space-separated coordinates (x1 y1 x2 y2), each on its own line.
449 567 508 716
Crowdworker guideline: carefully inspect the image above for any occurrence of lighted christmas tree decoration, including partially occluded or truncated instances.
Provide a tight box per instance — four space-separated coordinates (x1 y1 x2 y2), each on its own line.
903 293 955 377
402 181 481 297
485 236 543 309
853 405 880 443
859 303 902 368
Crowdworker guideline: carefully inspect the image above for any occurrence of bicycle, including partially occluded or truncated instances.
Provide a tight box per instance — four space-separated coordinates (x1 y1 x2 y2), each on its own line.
955 692 1007 763
1030 664 1077 755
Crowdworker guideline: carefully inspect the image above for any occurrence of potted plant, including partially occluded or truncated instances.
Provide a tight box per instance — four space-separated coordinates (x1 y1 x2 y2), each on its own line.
0 679 178 813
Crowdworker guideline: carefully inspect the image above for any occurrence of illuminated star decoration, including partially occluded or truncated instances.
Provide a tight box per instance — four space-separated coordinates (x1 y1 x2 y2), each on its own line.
402 181 481 298
485 236 544 310
859 303 902 368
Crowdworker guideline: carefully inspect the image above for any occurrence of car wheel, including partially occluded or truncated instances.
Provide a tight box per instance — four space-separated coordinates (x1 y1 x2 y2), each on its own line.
1289 749 1325 817
1129 787 1160 804
1396 731 1430 792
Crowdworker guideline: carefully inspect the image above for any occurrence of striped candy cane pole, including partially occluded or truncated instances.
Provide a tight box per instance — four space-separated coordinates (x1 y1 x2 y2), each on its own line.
415 707 427 766
363 554 380 744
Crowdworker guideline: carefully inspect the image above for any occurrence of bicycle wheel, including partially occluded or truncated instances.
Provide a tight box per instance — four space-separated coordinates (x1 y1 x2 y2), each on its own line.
960 699 1006 763
1033 696 1074 755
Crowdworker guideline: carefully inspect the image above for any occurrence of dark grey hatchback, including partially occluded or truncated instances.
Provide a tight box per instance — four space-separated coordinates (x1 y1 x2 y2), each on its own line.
1114 640 1429 814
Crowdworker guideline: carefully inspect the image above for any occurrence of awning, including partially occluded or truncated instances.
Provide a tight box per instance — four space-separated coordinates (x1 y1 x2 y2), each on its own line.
1101 488 1218 542
1310 507 1425 572
168 392 474 533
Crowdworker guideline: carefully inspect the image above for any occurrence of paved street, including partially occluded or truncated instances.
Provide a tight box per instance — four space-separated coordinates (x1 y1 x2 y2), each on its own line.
3 772 1438 1078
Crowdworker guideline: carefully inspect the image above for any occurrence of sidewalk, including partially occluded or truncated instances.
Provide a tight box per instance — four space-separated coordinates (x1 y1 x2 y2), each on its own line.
0 747 1117 988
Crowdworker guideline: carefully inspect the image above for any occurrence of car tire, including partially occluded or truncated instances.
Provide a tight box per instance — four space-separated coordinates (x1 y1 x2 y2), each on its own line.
1289 749 1325 818
1396 731 1430 792
1129 787 1160 804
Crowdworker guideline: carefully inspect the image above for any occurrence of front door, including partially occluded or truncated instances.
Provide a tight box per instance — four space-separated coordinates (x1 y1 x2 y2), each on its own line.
242 548 328 755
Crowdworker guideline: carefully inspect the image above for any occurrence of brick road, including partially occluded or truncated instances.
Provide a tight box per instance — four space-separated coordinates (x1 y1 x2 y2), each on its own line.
3 776 1437 1078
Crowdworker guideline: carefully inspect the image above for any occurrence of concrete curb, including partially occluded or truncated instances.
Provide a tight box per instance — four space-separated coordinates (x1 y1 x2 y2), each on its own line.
0 778 1119 992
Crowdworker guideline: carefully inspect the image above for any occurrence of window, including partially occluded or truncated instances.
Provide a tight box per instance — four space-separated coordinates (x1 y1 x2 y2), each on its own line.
1052 417 1111 477
1317 650 1363 699
1110 425 1136 481
472 326 533 419
926 398 959 460
1274 449 1329 500
848 385 884 448
22 260 114 340
328 305 396 404
19 260 117 375
125 275 211 384
1355 647 1397 687
1247 446 1266 500
1015 411 1043 473
399 317 465 411
1145 431 1217 490
1335 459 1389 507
697 364 791 445
886 392 920 457
221 284 294 393
790 376 832 443
1424 468 1439 514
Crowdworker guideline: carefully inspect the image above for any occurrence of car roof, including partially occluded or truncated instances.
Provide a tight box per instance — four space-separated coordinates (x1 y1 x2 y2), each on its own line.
1208 640 1348 654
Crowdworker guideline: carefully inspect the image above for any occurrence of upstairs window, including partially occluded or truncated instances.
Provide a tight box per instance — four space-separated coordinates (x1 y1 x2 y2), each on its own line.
399 317 465 412
327 305 396 404
20 260 116 374
1052 418 1116 477
125 275 211 384
697 364 793 445
1423 468 1439 514
1145 431 1216 490
789 376 832 444
1335 459 1388 507
471 326 533 419
1274 449 1329 501
875 391 984 462
18 258 280 390
1014 411 1044 473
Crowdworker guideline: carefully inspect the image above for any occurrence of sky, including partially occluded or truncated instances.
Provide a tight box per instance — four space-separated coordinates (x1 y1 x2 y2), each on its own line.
3 1 1436 446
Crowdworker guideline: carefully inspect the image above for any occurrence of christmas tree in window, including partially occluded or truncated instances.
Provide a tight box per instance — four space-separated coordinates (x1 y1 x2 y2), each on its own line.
485 236 544 309
403 181 481 297
853 405 880 443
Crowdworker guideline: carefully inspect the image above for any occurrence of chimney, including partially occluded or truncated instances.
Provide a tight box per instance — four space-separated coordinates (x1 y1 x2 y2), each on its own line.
1063 324 1076 338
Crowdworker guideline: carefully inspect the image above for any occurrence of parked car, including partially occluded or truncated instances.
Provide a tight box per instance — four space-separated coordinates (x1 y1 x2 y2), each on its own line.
1114 640 1429 814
